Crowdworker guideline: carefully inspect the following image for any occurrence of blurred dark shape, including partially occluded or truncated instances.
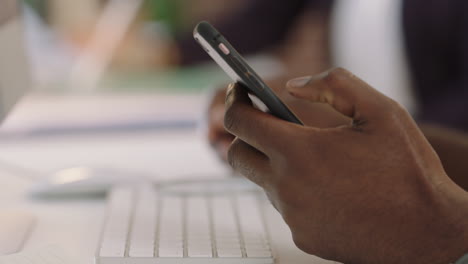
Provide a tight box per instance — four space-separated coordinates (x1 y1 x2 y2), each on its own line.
177 0 468 132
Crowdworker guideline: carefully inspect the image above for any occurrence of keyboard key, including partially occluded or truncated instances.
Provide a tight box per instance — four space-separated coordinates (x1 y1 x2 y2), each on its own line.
237 195 265 233
212 196 243 257
158 196 184 257
158 248 184 258
186 197 212 257
217 248 243 258
129 185 157 257
236 194 273 261
187 248 213 258
246 249 273 258
99 246 125 258
100 187 133 258
128 247 154 257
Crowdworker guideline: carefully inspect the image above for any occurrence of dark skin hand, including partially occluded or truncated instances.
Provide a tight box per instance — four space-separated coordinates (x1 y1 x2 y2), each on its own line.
207 75 350 161
206 77 468 192
223 68 468 264
420 124 468 191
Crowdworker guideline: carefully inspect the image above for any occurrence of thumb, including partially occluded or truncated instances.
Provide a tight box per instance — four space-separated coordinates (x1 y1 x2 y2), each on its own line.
286 68 397 128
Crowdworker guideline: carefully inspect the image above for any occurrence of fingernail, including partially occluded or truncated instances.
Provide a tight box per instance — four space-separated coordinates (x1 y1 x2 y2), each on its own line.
287 76 312 88
225 83 235 104
227 83 235 94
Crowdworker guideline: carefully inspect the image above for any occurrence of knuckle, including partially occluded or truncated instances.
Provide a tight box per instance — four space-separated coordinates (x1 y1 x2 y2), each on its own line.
330 66 348 75
380 98 410 123
388 98 406 113
323 67 350 88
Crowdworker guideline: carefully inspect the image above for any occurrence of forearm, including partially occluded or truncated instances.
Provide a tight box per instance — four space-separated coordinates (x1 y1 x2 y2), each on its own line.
420 123 468 191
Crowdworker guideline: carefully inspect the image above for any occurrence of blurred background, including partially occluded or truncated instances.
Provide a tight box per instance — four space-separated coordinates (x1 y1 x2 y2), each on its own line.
3 0 326 138
6 0 468 138
23 0 239 91
21 0 291 92
21 0 333 90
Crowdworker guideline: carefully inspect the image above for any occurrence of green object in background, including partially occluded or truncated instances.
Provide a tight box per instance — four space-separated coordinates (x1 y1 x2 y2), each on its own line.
144 0 182 34
42 65 228 93
23 0 48 19
101 65 229 94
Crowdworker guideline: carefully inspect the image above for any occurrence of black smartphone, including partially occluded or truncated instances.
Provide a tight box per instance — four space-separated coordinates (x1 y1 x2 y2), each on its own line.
193 21 303 125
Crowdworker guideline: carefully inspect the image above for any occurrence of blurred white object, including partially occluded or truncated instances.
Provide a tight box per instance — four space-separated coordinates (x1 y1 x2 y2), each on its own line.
0 245 75 264
23 0 144 91
22 4 76 86
0 93 201 137
29 166 151 197
69 0 144 91
0 210 35 255
332 0 417 114
0 3 30 122
158 177 260 196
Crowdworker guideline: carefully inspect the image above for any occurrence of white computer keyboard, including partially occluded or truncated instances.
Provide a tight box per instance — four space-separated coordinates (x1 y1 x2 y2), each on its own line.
95 183 274 264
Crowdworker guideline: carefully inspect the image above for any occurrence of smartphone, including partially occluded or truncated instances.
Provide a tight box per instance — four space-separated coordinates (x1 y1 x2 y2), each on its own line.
193 21 303 125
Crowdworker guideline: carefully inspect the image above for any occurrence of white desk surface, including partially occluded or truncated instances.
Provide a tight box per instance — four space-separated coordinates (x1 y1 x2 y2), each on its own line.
0 95 337 264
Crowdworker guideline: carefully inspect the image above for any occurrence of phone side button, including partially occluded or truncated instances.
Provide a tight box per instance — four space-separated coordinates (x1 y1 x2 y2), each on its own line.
218 43 230 55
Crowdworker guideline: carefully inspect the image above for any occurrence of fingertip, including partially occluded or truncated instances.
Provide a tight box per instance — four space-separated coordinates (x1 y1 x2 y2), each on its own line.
210 104 225 125
216 140 231 163
225 83 236 103
286 84 310 100
286 76 318 100
286 76 312 89
286 88 303 99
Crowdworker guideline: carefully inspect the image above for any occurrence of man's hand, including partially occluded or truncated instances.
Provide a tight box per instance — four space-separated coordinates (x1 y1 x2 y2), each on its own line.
206 76 350 162
224 68 468 264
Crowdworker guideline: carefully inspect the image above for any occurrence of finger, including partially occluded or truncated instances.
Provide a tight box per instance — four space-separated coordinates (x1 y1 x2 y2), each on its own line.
213 136 234 162
206 86 228 145
286 68 396 128
228 138 271 188
224 83 300 154
209 104 226 132
208 104 232 144
210 87 228 107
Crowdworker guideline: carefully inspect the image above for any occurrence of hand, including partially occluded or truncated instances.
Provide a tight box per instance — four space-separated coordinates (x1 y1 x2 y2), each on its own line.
224 68 468 264
206 76 350 162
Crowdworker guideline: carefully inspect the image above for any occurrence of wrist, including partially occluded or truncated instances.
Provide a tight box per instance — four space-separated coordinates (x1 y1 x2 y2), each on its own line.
389 171 468 264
